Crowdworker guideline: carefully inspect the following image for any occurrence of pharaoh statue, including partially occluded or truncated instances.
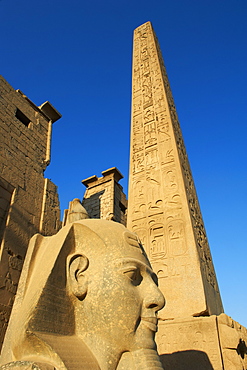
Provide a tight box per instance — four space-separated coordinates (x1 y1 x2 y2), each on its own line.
0 201 165 370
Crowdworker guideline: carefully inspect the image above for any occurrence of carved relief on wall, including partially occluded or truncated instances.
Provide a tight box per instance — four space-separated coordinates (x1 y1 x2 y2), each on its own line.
132 134 143 154
142 74 153 109
162 168 178 192
157 114 170 140
132 96 142 117
145 148 158 168
151 256 191 285
167 219 187 256
156 317 224 369
140 46 149 62
153 77 164 95
149 44 157 61
148 199 163 214
136 24 147 38
140 60 150 77
200 250 218 291
175 135 187 164
149 222 167 259
133 113 143 129
133 179 145 199
132 152 144 175
181 160 218 290
139 28 148 41
132 222 149 253
140 31 148 47
161 146 175 166
148 213 166 259
132 203 147 221
133 67 141 93
156 264 169 279
146 169 160 202
164 193 182 210
143 108 155 123
144 121 157 147
132 116 144 154
131 180 146 221
153 93 165 111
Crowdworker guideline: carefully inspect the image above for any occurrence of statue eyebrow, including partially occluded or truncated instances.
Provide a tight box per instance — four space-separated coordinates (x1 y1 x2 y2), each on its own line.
117 258 154 276
124 232 141 248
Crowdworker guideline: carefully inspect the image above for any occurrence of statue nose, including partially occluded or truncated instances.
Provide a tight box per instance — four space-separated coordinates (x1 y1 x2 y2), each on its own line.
144 283 165 312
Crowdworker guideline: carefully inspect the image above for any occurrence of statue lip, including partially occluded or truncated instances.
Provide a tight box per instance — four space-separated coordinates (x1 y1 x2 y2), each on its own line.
141 317 158 332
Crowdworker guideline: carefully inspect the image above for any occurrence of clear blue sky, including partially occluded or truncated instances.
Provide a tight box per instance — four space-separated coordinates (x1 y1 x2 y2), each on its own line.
1 0 246 327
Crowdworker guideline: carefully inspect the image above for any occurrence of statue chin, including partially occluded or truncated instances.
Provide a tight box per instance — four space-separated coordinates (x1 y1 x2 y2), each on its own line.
117 349 163 370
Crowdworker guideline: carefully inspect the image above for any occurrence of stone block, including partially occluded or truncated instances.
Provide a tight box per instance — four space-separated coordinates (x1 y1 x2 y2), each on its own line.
156 314 247 370
218 313 247 369
157 316 222 369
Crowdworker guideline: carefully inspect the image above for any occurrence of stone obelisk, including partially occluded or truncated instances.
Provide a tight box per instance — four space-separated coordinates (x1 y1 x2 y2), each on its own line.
127 21 223 320
127 22 247 370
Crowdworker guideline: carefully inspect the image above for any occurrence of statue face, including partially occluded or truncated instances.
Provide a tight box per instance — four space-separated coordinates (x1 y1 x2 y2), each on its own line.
75 230 165 356
1 220 164 369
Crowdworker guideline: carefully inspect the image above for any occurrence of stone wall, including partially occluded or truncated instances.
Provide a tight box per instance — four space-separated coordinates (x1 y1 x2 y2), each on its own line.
0 76 61 350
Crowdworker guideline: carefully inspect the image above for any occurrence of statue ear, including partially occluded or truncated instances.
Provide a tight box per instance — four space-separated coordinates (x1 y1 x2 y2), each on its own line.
69 254 89 300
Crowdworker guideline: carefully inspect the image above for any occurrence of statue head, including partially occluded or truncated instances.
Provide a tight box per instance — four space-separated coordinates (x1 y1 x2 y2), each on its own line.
1 220 165 369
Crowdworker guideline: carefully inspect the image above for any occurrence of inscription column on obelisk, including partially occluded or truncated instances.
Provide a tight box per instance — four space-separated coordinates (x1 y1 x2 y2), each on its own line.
127 22 223 319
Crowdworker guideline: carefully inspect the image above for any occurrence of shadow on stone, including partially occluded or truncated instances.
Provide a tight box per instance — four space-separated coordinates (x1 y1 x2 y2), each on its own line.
237 338 247 359
82 190 105 219
160 350 214 370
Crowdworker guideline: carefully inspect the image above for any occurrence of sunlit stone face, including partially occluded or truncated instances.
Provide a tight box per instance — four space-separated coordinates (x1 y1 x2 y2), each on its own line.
75 226 165 356
0 219 165 370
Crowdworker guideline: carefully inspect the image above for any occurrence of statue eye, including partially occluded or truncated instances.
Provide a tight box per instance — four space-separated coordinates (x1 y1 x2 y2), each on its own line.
124 267 143 286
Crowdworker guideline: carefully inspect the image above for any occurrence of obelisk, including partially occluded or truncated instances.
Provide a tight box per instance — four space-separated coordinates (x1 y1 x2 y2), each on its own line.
127 21 223 320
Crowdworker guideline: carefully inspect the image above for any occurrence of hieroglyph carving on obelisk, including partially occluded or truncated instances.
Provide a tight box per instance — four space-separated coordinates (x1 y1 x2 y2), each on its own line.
127 21 223 319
